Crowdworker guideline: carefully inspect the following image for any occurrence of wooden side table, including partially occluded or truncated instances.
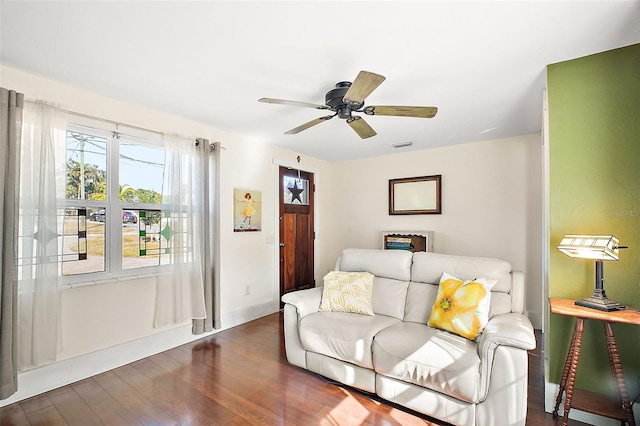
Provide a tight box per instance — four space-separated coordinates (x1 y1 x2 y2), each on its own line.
550 297 639 426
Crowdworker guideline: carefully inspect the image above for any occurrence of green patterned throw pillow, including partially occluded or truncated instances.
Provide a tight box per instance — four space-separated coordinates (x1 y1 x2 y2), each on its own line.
319 271 375 316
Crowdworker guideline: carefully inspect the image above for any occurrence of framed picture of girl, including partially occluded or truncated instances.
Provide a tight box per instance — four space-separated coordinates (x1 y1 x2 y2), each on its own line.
234 188 262 232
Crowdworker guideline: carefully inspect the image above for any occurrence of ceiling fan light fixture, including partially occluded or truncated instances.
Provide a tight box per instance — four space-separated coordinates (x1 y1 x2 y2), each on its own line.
392 141 413 148
337 106 353 119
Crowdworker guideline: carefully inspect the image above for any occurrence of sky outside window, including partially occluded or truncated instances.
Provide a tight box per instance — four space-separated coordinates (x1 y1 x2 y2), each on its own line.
119 141 165 201
66 132 165 200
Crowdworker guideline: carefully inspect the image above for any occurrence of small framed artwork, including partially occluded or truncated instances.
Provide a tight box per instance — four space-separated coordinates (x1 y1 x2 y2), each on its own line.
234 188 262 232
389 175 441 215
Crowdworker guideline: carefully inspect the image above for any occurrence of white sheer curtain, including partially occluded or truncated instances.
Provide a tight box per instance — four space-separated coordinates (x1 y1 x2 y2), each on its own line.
18 101 67 370
154 134 207 327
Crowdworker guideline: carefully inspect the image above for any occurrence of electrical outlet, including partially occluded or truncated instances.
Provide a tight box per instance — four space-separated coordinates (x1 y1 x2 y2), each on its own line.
266 234 274 244
244 285 250 296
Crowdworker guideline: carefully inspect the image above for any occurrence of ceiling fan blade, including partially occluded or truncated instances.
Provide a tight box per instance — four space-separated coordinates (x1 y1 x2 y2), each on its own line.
343 71 386 105
259 98 329 110
363 105 438 118
346 116 377 139
284 115 334 135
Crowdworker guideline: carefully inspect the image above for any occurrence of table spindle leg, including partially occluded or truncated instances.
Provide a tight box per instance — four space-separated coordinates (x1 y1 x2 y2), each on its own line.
603 321 635 426
561 318 585 426
554 317 583 418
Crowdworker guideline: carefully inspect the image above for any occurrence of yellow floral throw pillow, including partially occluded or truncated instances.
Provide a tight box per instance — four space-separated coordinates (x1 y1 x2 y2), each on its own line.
428 272 496 339
319 271 375 316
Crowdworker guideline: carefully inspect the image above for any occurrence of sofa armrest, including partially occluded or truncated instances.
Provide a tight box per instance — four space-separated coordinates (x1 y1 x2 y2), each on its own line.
478 312 536 353
281 286 323 319
477 312 536 401
281 287 323 369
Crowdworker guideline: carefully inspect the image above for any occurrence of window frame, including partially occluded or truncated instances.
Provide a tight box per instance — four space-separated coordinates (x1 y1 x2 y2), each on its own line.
63 121 170 286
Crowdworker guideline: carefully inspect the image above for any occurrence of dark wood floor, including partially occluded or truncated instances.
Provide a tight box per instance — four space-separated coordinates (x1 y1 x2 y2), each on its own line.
1 312 587 425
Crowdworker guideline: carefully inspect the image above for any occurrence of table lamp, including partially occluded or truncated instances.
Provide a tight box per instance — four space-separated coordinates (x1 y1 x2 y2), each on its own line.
557 234 626 312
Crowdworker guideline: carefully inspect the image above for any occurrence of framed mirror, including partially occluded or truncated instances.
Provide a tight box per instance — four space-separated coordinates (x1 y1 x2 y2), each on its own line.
389 175 441 215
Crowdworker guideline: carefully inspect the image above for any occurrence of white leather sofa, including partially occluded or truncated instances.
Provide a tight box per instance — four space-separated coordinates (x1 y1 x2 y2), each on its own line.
281 248 536 426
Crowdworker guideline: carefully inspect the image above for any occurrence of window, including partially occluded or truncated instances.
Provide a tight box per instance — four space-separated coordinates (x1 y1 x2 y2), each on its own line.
62 124 169 283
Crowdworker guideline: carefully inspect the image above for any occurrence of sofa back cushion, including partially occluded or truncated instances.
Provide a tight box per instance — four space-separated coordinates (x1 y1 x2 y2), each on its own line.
338 249 412 320
339 248 413 281
371 277 409 320
407 252 513 321
403 282 439 324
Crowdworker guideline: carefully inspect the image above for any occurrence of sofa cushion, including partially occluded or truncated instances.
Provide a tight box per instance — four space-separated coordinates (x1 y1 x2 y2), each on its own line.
319 271 374 316
411 252 511 292
371 277 409 320
373 322 481 403
403 282 439 323
299 312 400 369
409 252 513 319
339 248 413 281
427 272 495 340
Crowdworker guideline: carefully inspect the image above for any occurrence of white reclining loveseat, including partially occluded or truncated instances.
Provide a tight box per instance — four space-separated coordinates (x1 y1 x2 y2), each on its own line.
281 248 536 426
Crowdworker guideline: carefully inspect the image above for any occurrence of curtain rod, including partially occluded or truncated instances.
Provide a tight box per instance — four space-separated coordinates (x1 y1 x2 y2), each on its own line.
25 99 186 139
69 109 211 146
67 109 165 137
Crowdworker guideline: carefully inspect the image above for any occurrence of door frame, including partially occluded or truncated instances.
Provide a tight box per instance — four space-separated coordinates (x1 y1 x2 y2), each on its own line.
271 157 321 310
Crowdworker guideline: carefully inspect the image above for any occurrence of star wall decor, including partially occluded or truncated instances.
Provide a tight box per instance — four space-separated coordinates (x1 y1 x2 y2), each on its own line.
288 181 304 203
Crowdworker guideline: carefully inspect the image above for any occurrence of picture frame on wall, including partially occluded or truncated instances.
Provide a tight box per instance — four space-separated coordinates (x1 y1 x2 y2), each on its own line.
389 175 441 215
234 188 262 232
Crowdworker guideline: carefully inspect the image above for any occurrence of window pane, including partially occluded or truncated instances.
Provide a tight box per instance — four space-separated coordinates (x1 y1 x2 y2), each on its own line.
122 209 195 270
66 131 107 201
62 207 105 275
122 209 161 269
159 210 194 264
119 141 164 203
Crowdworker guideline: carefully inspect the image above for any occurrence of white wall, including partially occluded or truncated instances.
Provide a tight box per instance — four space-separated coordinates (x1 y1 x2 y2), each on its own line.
217 139 334 314
0 66 334 405
326 134 543 325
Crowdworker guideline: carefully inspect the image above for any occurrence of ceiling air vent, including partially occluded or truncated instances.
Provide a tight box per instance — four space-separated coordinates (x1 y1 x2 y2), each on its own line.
392 141 413 148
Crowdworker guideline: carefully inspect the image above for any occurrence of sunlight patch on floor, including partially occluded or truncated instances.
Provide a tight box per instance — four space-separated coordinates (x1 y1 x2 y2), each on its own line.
320 388 371 425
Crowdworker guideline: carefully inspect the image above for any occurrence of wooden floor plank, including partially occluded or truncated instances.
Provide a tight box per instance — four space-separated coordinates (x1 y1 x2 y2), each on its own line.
92 370 176 426
70 378 112 407
90 396 145 426
47 386 103 426
0 403 30 425
16 393 53 415
2 312 590 426
25 404 68 426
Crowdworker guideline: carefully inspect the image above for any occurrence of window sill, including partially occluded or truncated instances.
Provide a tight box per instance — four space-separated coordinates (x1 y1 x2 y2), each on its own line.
63 272 160 290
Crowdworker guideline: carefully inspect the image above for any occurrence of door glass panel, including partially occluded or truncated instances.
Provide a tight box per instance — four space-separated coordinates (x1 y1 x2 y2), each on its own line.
283 176 309 205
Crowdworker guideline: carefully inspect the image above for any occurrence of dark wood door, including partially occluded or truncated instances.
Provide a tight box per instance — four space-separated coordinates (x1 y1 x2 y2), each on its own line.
279 166 315 299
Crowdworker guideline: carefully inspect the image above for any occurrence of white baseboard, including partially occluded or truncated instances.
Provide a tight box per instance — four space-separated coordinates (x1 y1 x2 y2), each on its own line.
0 301 277 407
545 381 639 425
221 300 279 329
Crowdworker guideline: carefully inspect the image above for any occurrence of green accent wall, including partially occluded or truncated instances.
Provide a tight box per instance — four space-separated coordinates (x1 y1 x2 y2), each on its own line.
548 43 640 398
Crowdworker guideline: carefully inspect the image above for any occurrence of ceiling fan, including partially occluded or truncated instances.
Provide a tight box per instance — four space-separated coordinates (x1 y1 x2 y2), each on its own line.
259 71 438 139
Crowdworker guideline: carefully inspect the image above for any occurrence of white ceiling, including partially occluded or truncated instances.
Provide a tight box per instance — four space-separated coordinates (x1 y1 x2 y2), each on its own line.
2 1 639 162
